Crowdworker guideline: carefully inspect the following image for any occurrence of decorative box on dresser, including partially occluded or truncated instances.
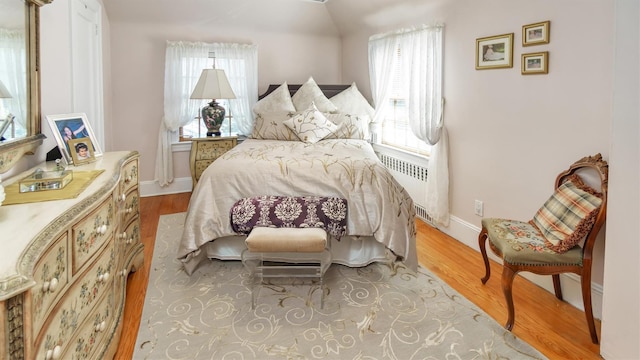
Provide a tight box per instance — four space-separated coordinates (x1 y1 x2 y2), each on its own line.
0 151 142 360
190 135 237 187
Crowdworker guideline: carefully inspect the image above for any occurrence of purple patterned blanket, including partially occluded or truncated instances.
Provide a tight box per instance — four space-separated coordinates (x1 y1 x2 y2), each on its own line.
230 196 348 239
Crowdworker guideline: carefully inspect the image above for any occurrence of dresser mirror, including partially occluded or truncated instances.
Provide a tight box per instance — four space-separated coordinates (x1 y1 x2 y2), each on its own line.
0 0 51 174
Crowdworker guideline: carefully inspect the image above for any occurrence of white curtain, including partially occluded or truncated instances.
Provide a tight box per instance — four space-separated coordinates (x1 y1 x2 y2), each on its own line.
369 25 449 227
155 41 258 187
0 29 27 137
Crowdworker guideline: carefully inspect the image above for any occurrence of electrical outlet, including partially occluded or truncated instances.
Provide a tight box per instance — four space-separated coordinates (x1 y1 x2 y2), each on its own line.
474 200 484 217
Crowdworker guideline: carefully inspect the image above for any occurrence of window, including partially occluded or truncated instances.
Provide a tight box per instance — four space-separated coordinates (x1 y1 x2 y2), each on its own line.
369 25 443 156
180 56 250 140
380 48 431 154
162 42 257 143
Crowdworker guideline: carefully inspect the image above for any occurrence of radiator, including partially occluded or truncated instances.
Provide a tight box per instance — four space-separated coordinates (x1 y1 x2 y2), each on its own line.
376 151 432 224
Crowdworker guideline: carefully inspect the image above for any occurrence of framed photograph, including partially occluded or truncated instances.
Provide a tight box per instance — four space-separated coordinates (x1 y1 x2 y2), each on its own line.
522 51 549 75
68 138 95 165
46 113 103 164
475 33 514 70
523 21 550 46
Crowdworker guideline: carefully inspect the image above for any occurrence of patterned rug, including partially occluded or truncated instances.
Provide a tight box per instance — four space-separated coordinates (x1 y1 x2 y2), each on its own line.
133 213 546 360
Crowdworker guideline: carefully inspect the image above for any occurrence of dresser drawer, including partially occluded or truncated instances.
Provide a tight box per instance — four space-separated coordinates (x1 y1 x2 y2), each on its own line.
34 242 115 358
194 138 236 161
61 291 115 360
122 158 139 194
72 197 114 272
121 187 139 226
31 233 70 332
118 219 140 257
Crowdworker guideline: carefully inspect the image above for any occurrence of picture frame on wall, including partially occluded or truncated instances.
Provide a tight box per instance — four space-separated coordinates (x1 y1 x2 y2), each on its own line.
475 33 514 70
522 21 550 46
46 113 103 165
522 51 549 75
67 138 96 165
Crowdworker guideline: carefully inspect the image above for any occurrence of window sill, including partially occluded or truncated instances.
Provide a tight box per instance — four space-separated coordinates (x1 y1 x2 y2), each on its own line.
171 141 192 152
371 143 429 164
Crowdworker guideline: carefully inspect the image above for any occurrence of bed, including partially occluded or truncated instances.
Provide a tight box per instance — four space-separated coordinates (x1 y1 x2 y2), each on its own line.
178 78 417 275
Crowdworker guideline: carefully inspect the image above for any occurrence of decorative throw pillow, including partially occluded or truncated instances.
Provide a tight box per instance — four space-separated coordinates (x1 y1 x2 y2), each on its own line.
530 174 603 253
250 111 298 141
292 77 338 113
283 103 338 143
252 82 296 115
329 82 375 119
323 113 371 140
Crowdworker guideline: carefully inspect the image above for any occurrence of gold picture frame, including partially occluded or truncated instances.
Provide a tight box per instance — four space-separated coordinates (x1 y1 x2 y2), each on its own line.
68 137 96 165
523 21 550 46
522 52 549 75
475 33 514 70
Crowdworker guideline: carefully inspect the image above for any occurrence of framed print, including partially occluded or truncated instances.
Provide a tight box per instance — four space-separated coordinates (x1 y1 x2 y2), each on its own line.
475 33 514 70
522 51 549 75
46 113 103 164
523 21 550 46
68 138 95 165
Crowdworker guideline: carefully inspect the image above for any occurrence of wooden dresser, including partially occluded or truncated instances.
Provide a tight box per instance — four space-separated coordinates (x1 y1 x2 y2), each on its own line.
0 151 142 360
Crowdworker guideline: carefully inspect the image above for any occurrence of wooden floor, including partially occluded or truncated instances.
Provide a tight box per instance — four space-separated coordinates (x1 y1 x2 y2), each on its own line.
114 193 601 360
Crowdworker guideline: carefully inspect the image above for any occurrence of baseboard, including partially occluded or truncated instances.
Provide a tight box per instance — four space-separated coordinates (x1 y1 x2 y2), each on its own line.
140 176 192 197
435 215 603 319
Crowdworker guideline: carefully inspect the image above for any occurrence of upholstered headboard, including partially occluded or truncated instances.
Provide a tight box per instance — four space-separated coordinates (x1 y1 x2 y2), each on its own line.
258 84 351 100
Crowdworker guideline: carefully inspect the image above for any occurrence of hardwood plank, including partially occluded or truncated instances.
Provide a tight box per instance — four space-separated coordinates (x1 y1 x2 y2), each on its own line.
114 193 601 359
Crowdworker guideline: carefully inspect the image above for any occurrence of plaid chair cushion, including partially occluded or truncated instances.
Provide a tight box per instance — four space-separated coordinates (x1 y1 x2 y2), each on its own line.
531 174 603 253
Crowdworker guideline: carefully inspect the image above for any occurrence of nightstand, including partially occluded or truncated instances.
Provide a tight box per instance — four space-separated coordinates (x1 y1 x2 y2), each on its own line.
190 136 238 187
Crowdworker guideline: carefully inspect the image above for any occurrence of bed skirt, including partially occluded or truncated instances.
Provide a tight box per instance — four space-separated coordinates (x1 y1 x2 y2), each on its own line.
181 234 388 274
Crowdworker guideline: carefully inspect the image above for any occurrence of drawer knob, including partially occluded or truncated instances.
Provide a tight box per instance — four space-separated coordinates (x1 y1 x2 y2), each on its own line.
120 194 126 202
97 272 109 283
119 231 127 240
49 277 59 292
46 345 62 360
42 277 59 293
98 224 107 234
95 320 106 332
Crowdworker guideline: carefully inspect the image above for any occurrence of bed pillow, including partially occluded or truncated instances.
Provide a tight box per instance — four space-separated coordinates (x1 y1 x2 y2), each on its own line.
252 82 296 115
283 103 338 144
323 113 371 140
530 174 603 253
329 82 375 119
250 111 299 141
292 77 338 113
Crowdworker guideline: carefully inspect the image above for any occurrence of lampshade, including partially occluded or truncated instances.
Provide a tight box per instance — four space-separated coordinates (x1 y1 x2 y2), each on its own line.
190 69 236 100
0 80 12 99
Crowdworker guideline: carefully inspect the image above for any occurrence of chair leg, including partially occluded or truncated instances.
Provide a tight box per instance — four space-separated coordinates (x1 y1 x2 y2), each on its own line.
501 265 518 331
581 271 599 344
552 274 563 300
478 227 491 284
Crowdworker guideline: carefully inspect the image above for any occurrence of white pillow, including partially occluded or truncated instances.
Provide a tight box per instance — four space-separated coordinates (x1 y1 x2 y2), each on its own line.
283 103 338 144
292 77 338 113
330 83 375 119
250 111 298 140
253 82 296 115
323 113 371 140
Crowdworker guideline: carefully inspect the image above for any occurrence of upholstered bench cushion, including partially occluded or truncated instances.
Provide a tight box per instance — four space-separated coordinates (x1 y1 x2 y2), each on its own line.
245 227 327 253
482 218 583 266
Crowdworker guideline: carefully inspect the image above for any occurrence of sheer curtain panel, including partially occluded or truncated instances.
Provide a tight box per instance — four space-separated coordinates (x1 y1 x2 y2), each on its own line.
369 25 449 226
155 41 258 187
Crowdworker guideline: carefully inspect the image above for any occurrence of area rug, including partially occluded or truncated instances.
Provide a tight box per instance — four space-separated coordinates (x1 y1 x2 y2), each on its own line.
133 213 546 360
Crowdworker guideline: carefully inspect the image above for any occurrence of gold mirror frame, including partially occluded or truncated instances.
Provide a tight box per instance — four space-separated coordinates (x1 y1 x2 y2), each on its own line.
0 0 52 174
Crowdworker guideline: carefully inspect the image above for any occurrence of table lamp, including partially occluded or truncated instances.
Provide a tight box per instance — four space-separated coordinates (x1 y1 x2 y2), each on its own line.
190 53 236 136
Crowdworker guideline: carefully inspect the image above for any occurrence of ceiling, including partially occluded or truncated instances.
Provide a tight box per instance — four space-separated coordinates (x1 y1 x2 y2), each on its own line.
101 0 448 37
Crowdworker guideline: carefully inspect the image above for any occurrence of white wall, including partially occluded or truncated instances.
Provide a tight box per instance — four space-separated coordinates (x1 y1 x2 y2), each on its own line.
341 0 613 319
106 21 342 185
600 1 640 358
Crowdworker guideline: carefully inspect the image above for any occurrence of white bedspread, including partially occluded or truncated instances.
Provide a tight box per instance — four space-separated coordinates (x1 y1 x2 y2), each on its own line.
178 139 417 274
